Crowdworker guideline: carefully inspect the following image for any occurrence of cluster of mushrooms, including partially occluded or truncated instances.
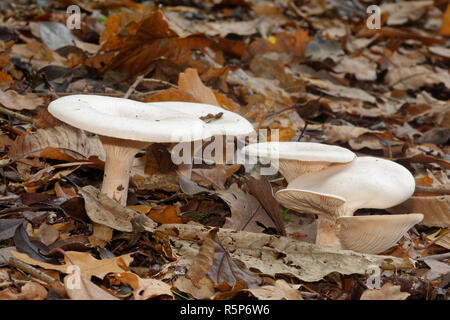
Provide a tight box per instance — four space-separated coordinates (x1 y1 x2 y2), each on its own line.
242 142 423 254
48 95 422 255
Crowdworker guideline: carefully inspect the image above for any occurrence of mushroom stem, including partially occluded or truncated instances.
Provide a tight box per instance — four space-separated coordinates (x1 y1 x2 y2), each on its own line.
99 136 150 206
315 217 342 249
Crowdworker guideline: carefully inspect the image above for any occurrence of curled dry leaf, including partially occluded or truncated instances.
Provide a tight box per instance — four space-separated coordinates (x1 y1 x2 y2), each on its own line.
217 183 278 233
8 125 105 163
244 280 302 300
79 185 157 232
0 89 44 111
173 275 215 300
12 250 133 279
360 282 410 300
134 278 174 300
206 230 262 289
113 272 174 300
0 282 48 300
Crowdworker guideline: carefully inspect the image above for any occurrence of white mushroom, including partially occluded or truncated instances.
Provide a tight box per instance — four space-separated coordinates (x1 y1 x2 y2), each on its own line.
274 156 421 254
276 156 416 218
48 95 254 206
241 142 356 183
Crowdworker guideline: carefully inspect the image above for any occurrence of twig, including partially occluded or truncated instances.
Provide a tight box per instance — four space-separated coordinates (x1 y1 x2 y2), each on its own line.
297 122 308 142
0 105 36 125
415 186 450 195
124 75 144 99
8 257 58 284
141 78 178 89
415 229 450 250
416 252 450 262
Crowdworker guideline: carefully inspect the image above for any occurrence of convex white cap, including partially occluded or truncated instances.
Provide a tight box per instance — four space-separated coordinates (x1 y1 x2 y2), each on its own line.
241 142 356 182
48 95 255 142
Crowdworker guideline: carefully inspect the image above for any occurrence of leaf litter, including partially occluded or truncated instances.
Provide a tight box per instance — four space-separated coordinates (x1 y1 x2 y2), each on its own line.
0 0 448 301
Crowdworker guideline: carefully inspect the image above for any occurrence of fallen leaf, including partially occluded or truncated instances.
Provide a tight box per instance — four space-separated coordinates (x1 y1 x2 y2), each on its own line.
148 206 182 224
8 125 105 163
79 185 157 232
64 264 118 300
244 280 302 300
206 230 262 288
0 90 44 111
360 282 410 300
217 183 278 233
134 277 174 300
12 250 133 279
158 224 414 283
388 196 449 227
0 219 24 241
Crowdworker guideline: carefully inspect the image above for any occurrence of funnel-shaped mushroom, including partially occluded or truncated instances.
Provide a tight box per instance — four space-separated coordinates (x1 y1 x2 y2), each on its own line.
48 95 254 206
274 156 419 254
276 157 416 218
241 142 355 183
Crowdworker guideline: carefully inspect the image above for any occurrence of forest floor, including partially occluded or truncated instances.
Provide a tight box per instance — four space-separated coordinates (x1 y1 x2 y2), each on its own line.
0 0 449 300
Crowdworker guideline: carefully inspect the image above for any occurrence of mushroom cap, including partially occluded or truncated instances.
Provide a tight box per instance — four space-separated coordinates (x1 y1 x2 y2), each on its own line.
285 156 415 215
241 142 356 182
48 95 254 143
241 141 356 162
337 214 424 254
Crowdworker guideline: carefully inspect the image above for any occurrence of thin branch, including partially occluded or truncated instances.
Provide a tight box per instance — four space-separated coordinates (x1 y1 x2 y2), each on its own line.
124 74 144 99
414 186 450 195
141 78 178 89
0 105 36 125
416 252 450 262
8 257 58 284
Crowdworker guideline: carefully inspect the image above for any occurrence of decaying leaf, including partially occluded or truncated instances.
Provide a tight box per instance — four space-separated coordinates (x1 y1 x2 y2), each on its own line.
217 183 278 233
244 280 302 300
64 264 118 300
8 125 105 163
0 89 44 111
12 250 133 279
113 272 174 300
360 282 410 300
158 224 414 283
388 196 450 227
78 185 157 232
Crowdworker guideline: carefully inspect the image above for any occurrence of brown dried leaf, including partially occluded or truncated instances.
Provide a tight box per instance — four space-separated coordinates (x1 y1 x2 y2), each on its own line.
178 68 219 106
187 229 216 286
8 125 105 163
64 265 118 300
0 89 44 110
206 230 261 288
78 185 157 232
246 176 285 235
388 196 449 227
360 282 410 300
191 164 240 190
217 183 278 233
158 224 414 283
244 280 302 300
12 250 133 279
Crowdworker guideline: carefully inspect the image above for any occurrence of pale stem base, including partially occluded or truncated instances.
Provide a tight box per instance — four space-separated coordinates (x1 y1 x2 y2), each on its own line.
315 217 342 249
99 136 151 206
